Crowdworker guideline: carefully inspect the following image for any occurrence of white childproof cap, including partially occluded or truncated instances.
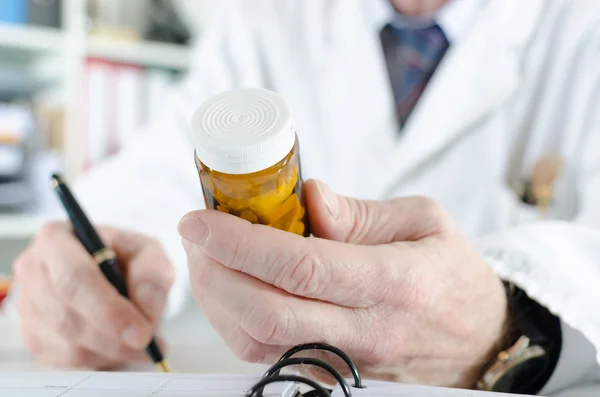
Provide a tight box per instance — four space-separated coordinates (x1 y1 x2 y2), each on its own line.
191 88 297 175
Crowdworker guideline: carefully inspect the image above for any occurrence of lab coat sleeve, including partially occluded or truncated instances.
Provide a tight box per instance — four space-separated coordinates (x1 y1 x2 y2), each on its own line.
475 29 600 395
34 4 270 320
540 320 600 396
550 384 600 397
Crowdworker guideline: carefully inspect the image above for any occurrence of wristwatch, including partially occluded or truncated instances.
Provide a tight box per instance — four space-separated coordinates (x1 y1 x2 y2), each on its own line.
476 282 562 394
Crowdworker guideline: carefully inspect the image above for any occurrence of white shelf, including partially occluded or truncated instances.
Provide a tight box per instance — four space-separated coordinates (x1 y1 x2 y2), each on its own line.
0 24 190 71
0 24 64 59
86 37 190 70
0 214 43 240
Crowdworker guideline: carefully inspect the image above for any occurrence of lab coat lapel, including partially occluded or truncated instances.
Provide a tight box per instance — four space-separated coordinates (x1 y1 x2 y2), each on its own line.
379 0 546 197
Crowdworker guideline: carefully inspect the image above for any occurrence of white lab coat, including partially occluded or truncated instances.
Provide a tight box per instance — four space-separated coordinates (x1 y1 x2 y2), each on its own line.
64 0 600 394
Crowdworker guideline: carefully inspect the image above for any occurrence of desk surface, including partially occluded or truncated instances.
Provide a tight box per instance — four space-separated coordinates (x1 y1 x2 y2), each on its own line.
0 307 268 375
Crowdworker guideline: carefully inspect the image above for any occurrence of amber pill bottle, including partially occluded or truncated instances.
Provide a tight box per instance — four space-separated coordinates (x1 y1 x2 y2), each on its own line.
190 88 310 237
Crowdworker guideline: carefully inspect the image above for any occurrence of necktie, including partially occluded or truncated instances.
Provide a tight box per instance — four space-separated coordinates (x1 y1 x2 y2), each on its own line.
380 22 450 129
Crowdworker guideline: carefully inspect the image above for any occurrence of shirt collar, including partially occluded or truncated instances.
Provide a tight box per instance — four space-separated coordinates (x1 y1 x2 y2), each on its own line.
369 0 487 43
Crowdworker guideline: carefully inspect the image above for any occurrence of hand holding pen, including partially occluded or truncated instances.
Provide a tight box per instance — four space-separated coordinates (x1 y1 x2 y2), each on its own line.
11 174 175 371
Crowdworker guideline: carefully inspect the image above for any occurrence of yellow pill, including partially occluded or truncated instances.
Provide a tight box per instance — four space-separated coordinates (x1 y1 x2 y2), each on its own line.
240 210 259 224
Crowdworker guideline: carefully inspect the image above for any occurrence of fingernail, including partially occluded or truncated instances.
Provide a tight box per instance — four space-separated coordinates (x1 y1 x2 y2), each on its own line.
316 181 339 219
121 325 149 349
178 217 209 246
134 283 167 321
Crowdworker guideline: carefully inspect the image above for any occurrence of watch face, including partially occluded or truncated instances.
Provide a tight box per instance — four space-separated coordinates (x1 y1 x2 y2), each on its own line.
491 355 550 394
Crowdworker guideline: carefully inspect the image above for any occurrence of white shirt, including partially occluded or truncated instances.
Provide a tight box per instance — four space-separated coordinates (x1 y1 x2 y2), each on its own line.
373 0 487 42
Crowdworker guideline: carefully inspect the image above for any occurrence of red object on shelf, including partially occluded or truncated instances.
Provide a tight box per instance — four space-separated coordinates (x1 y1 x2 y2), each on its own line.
0 277 12 306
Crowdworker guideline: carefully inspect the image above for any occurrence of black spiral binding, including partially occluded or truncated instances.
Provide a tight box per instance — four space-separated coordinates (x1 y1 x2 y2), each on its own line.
277 343 363 389
261 358 351 397
246 375 331 397
247 343 363 397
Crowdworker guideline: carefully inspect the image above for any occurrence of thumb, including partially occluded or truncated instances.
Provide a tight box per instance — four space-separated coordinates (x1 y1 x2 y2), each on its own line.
100 228 175 324
305 179 451 244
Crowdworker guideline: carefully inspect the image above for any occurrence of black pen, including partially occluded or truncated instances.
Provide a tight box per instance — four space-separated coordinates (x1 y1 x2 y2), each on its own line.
50 173 171 373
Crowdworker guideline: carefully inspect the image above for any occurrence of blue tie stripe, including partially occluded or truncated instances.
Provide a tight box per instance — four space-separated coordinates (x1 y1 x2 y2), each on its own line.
380 23 449 128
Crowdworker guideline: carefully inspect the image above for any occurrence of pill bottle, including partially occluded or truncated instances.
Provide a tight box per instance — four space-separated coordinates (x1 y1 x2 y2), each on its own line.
190 88 310 237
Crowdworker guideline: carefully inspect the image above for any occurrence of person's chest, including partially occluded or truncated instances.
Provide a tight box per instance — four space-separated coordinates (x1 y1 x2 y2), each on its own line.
256 0 589 238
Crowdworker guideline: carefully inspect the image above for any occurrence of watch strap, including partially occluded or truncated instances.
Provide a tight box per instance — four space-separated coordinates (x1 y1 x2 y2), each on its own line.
479 281 562 394
511 283 562 394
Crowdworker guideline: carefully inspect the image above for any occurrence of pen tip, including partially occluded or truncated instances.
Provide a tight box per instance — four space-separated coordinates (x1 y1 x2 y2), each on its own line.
50 173 64 188
156 360 172 373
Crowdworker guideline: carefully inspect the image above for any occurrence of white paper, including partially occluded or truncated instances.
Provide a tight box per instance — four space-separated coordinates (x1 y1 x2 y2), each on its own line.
331 379 539 397
0 372 298 397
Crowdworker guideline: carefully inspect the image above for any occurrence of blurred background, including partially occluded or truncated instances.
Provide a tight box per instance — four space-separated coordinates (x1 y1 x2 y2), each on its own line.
0 0 227 302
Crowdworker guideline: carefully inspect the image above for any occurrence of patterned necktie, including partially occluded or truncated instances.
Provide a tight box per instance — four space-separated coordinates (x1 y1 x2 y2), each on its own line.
380 22 450 129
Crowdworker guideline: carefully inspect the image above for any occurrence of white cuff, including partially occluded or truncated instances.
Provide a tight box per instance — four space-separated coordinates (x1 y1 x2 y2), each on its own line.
540 320 600 395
